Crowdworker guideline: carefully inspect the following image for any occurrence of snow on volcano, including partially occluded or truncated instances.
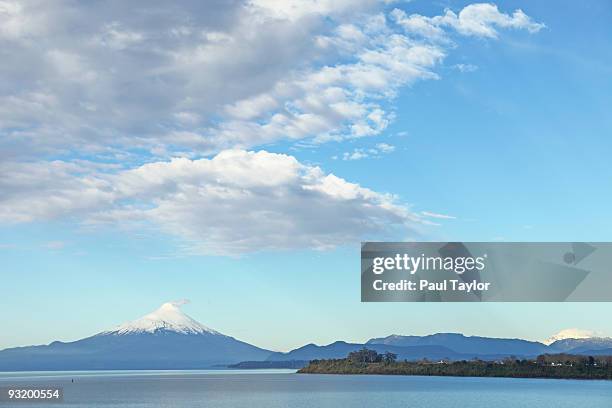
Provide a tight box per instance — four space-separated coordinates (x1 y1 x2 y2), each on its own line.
101 300 221 336
543 328 596 345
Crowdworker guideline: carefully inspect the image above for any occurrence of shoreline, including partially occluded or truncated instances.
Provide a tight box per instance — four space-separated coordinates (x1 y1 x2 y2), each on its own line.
297 370 612 381
298 350 612 381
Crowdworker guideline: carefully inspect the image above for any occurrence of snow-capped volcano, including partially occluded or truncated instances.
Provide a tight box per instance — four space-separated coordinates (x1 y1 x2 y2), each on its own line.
544 329 612 353
0 300 272 370
102 300 221 336
543 328 596 345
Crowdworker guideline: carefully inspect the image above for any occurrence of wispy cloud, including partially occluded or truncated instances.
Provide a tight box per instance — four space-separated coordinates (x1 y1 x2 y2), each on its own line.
421 211 456 220
453 63 478 73
338 142 396 161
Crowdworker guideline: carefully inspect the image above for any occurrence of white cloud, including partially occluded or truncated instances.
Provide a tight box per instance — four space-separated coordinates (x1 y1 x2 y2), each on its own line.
1 0 378 157
440 3 545 38
341 142 396 160
0 0 46 39
249 0 376 21
453 63 478 73
0 2 544 254
0 2 542 159
391 3 544 40
421 211 456 220
343 150 370 161
0 160 116 222
94 22 144 50
390 9 447 40
376 143 395 153
204 21 445 149
0 150 421 255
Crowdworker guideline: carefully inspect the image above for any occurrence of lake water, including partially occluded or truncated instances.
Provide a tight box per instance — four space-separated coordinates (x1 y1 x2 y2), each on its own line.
1 369 611 407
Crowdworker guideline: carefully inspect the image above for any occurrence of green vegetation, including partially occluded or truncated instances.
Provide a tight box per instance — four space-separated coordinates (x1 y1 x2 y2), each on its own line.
298 348 612 380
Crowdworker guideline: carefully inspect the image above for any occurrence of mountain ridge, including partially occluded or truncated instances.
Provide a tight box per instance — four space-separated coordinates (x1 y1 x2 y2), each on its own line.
1 303 610 371
265 333 612 364
366 333 549 356
265 340 511 362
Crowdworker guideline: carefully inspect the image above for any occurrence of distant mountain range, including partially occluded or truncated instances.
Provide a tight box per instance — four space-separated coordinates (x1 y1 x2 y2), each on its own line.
545 337 612 353
366 333 548 356
266 340 510 362
266 334 612 363
1 302 611 371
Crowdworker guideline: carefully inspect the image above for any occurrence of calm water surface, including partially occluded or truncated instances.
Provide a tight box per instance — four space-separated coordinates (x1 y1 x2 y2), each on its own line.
1 369 611 408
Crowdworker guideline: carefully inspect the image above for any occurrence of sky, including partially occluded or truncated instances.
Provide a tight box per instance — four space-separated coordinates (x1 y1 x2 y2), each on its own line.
1 0 612 352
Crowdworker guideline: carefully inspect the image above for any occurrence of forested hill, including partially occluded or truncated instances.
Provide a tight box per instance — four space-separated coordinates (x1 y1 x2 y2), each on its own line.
298 349 612 380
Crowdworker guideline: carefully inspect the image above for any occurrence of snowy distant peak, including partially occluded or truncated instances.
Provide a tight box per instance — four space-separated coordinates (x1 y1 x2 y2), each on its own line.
543 328 597 345
103 301 221 336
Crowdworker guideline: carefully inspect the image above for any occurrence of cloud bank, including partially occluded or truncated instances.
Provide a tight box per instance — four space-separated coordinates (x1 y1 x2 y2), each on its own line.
0 1 543 254
0 150 415 254
1 1 542 158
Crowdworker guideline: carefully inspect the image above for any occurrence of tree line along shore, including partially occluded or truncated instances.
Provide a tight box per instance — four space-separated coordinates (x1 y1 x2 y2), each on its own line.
297 348 612 380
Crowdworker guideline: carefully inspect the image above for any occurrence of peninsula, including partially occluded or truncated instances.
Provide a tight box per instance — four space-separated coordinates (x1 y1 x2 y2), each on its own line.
298 348 612 380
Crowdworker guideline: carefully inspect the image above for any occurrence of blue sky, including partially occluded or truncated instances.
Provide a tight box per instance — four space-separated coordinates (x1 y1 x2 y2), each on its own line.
1 0 612 351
